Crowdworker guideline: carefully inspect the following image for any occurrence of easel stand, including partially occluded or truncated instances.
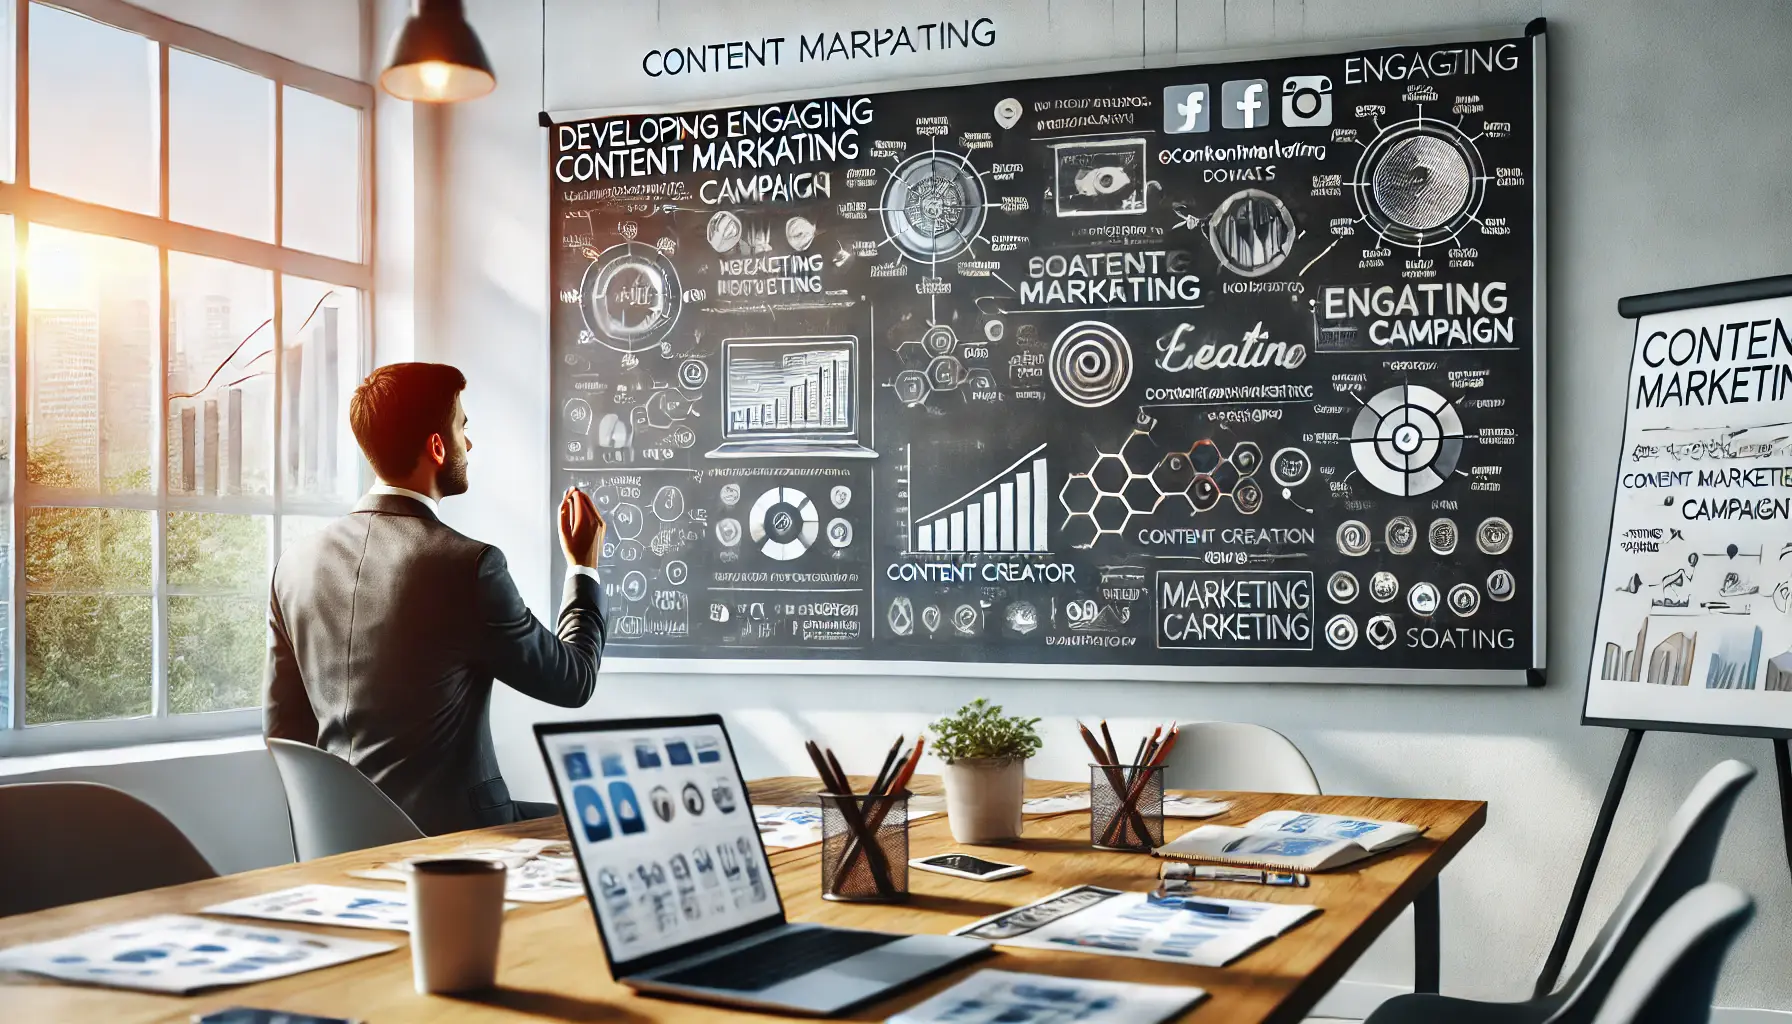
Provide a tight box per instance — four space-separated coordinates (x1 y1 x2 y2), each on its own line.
1532 730 1792 997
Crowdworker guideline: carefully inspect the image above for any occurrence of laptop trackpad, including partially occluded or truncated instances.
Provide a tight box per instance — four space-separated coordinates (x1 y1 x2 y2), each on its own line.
829 942 951 982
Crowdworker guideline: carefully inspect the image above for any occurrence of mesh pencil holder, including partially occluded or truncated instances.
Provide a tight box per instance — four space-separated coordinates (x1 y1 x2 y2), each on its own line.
819 792 909 902
1090 764 1164 851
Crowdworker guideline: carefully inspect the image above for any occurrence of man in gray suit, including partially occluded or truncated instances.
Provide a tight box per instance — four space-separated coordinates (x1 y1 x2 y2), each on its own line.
265 362 607 835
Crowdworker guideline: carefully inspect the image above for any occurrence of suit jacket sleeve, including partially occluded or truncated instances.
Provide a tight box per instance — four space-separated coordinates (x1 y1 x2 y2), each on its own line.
476 546 604 707
263 583 318 742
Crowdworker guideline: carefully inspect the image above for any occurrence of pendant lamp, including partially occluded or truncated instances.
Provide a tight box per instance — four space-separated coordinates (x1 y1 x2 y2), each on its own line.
380 0 496 103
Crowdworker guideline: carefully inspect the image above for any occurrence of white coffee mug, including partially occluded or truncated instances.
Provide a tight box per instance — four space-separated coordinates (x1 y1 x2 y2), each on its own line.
408 858 507 994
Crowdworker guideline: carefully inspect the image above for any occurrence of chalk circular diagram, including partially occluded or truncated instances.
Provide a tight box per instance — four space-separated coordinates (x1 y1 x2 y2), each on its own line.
749 487 818 561
1408 581 1440 617
826 518 853 548
1385 516 1418 555
622 571 648 602
715 518 742 548
1353 120 1485 248
1208 189 1297 278
578 241 683 353
784 216 816 252
1328 571 1360 604
1325 614 1358 651
1337 520 1372 557
1429 518 1459 556
880 150 988 263
1486 569 1516 602
1476 517 1514 556
1349 384 1465 497
1049 321 1133 408
1271 447 1312 487
1232 479 1264 515
1448 583 1481 618
652 486 685 522
706 211 742 253
888 597 914 637
952 604 981 636
610 503 644 541
1370 571 1400 603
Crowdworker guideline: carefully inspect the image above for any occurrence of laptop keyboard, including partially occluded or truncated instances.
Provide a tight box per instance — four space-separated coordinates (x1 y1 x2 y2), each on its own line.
655 928 901 992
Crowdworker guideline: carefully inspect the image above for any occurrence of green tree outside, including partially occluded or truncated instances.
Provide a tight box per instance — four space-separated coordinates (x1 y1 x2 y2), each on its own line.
22 444 269 724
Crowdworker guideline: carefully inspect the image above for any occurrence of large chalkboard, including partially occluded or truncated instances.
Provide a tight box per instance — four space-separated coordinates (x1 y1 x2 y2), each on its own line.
547 25 1547 684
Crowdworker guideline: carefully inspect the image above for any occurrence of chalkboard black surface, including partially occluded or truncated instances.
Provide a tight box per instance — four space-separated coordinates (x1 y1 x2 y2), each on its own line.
547 27 1546 684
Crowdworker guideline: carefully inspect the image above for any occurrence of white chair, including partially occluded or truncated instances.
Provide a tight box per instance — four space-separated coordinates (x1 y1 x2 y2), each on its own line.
267 738 425 861
1588 882 1753 1024
1160 721 1321 794
1364 759 1756 1024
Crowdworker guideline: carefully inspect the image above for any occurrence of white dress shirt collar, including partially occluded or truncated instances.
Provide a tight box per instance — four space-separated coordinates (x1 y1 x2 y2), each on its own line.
369 483 440 516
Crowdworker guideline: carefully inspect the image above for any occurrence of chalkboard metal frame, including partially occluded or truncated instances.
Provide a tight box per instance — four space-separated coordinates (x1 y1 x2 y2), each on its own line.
1582 275 1792 738
546 22 1549 686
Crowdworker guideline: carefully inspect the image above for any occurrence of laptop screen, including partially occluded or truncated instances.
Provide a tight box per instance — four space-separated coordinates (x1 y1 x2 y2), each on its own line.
722 337 857 439
539 717 782 970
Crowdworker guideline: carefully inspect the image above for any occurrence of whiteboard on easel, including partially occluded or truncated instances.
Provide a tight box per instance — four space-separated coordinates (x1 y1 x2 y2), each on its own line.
1585 283 1792 736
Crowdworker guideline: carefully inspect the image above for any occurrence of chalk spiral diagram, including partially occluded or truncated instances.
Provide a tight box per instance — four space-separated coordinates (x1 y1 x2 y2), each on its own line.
1048 320 1133 408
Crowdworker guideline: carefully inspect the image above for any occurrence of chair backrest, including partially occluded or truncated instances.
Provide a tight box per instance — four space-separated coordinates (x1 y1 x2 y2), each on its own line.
0 781 216 917
1588 882 1753 1024
1159 721 1321 795
266 738 424 860
1547 759 1755 1022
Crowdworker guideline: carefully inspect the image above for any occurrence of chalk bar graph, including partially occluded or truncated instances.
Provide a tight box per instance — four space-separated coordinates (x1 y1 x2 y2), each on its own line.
913 443 1049 554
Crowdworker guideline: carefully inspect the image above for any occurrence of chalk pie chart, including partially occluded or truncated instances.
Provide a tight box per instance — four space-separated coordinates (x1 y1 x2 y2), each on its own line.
749 487 818 561
1350 384 1464 496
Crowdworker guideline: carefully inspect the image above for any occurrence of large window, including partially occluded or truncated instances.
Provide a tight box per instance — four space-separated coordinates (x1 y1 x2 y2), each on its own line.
0 1 372 752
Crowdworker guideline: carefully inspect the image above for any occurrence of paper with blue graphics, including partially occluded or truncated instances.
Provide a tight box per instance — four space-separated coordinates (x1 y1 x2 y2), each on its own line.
954 886 1316 967
0 913 394 993
204 884 513 933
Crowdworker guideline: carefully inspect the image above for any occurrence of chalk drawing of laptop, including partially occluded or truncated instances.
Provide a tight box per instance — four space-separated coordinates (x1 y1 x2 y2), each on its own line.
705 336 878 459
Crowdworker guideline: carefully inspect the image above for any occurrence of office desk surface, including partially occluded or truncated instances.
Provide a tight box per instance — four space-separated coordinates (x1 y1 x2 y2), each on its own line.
0 779 1484 1024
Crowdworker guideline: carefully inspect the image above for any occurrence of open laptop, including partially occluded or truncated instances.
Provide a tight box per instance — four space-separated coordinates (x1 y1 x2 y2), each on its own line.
536 715 987 1015
704 336 879 459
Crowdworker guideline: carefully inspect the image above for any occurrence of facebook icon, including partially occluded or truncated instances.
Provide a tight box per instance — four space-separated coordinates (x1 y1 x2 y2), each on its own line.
1221 79 1271 129
1162 84 1210 134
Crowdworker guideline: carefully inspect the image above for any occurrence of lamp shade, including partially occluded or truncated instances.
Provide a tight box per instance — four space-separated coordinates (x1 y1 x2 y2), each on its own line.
380 0 495 103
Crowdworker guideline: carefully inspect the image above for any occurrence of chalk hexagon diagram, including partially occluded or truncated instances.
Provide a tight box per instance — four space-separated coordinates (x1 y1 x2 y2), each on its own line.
1059 426 1265 548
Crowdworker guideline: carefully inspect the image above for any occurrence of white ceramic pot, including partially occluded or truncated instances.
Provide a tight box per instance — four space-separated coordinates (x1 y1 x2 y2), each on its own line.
942 757 1027 844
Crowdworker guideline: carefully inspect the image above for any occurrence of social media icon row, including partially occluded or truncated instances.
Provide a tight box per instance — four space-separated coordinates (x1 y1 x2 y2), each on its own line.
1164 74 1332 134
568 737 724 782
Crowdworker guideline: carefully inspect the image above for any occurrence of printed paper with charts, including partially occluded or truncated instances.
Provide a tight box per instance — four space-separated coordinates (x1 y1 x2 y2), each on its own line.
0 914 394 994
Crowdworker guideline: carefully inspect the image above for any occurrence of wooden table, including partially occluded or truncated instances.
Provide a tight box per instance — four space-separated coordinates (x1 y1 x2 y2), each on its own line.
0 778 1484 1023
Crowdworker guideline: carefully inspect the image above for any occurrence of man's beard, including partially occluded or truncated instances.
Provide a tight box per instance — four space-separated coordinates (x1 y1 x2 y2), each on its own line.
436 445 470 496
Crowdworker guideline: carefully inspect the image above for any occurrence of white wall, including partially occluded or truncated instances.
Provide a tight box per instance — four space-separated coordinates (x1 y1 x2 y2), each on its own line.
418 0 1792 1012
131 0 365 81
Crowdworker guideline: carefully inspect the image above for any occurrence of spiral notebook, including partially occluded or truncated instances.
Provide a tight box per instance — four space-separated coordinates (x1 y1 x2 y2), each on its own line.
1153 810 1423 872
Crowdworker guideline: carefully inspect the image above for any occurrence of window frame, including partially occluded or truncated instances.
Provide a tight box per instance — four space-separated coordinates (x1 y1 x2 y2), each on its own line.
0 0 374 756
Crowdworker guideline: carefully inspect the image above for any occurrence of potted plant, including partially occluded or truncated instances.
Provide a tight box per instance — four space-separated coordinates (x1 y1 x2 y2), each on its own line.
930 698 1042 844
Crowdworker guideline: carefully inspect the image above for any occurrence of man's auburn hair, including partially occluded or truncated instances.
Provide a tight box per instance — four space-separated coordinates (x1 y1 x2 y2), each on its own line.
349 363 467 480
